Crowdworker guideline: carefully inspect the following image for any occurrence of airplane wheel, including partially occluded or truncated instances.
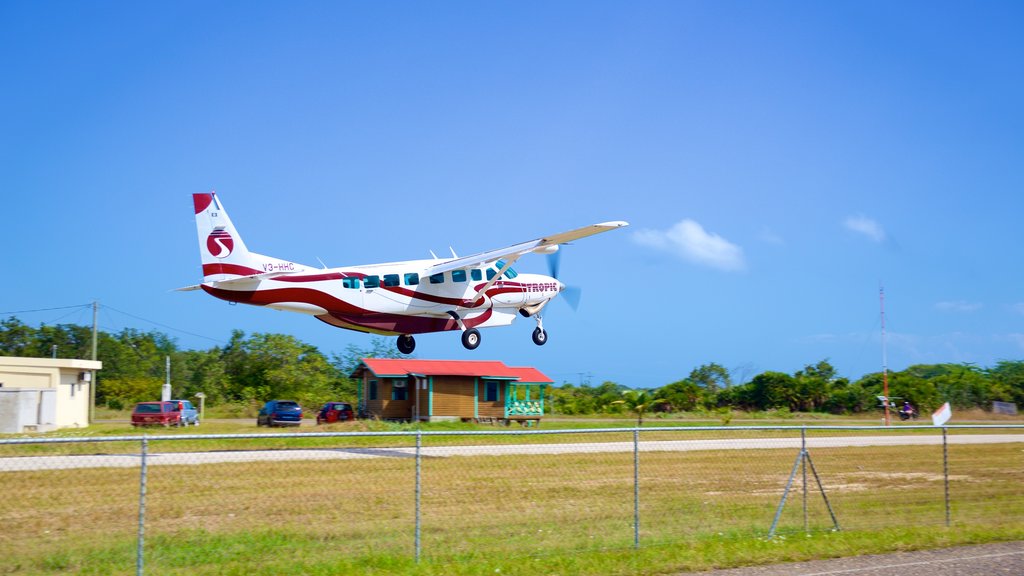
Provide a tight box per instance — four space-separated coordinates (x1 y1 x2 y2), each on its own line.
461 328 481 350
532 327 548 346
397 334 416 354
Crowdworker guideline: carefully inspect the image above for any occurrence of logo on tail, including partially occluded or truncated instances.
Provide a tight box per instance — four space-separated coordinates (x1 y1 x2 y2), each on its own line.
206 229 234 258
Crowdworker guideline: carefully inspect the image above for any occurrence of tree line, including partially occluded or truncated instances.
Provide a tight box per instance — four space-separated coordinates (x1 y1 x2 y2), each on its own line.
2 317 1023 416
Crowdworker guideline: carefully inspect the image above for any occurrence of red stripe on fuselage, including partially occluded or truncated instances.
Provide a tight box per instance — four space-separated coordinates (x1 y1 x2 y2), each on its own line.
318 307 493 335
200 285 364 315
202 263 263 277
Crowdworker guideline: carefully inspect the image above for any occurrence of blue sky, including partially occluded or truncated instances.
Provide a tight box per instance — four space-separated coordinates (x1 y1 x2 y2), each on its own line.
3 1 1022 389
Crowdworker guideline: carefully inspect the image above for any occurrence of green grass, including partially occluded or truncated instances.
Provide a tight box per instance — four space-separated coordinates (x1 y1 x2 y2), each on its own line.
2 438 1022 575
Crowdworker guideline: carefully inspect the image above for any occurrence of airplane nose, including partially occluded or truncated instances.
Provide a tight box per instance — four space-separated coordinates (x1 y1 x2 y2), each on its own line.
558 281 566 292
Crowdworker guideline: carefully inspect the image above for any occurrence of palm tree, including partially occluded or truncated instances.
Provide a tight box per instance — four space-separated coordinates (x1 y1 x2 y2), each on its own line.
611 389 668 426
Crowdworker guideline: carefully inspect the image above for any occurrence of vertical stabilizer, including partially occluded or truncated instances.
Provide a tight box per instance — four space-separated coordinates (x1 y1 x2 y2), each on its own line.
193 192 306 282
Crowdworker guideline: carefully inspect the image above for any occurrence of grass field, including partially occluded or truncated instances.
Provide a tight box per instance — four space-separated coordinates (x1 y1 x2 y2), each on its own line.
2 427 1022 575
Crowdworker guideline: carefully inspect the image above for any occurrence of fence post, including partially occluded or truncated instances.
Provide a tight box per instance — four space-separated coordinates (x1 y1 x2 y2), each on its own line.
942 427 950 527
801 427 808 533
136 435 148 576
633 428 640 550
415 430 422 563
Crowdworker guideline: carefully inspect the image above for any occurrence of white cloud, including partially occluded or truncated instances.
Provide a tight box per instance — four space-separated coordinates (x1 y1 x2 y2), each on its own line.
935 301 982 313
632 219 746 271
844 215 886 243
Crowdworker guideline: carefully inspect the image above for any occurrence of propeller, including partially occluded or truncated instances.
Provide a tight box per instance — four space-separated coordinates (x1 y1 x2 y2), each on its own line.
547 250 582 311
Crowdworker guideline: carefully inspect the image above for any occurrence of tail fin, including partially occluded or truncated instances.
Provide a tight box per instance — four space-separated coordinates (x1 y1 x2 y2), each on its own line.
193 192 307 282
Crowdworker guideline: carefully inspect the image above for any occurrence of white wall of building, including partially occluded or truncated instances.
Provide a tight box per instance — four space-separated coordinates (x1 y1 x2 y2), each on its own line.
0 357 101 432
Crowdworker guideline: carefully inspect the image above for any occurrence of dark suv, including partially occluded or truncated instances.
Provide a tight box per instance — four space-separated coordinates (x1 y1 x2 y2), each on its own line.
257 400 302 427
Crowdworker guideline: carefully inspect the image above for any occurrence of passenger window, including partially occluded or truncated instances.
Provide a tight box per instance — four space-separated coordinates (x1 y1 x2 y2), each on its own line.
451 270 467 282
342 277 360 289
429 273 444 284
486 268 497 280
364 275 380 288
404 273 420 286
383 274 400 287
471 269 483 281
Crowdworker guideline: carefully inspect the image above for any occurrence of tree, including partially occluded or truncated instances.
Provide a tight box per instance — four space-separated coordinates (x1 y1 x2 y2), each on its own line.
658 379 704 412
793 360 837 411
610 389 668 426
688 363 732 393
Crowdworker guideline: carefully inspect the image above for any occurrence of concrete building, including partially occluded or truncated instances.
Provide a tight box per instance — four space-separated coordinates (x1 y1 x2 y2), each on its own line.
0 357 101 433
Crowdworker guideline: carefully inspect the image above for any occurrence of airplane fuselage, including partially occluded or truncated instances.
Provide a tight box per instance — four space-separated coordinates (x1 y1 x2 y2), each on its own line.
201 258 561 337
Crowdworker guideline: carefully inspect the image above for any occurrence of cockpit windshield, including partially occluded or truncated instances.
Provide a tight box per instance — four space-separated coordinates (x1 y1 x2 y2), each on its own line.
493 259 518 279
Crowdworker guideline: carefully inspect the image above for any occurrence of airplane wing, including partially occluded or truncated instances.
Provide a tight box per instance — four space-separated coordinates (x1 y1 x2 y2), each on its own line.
423 221 629 277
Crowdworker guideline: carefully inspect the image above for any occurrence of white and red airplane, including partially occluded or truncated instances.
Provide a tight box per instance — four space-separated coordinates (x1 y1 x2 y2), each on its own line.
182 192 627 354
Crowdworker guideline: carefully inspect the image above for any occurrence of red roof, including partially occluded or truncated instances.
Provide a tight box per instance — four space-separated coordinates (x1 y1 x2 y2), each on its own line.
356 358 553 383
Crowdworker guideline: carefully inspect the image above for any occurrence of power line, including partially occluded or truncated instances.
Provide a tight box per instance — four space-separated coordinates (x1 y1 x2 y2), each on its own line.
0 304 92 315
101 304 225 344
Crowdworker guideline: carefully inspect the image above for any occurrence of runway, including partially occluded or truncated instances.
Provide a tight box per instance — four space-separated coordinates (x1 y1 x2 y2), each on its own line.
1 433 1021 471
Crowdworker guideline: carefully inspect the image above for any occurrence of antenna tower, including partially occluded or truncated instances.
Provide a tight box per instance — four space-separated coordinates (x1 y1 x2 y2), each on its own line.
880 286 890 426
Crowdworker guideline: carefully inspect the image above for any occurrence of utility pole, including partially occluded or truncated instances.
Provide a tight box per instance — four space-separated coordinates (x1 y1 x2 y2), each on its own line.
90 300 98 424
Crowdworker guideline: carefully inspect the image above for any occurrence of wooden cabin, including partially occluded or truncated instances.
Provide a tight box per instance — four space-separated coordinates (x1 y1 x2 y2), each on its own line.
351 359 552 424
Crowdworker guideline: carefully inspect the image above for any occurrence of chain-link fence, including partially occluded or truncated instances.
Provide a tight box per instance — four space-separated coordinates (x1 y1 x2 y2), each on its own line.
2 425 1022 573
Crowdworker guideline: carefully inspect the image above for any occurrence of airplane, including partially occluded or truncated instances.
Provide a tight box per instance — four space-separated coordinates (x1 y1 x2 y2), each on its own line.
181 192 628 354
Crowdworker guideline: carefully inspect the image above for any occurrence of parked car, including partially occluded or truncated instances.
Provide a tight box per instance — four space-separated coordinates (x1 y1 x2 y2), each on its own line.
257 400 302 427
316 402 354 424
170 399 200 426
131 401 181 427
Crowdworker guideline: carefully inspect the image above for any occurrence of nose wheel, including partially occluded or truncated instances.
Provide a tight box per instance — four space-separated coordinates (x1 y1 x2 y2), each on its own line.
397 334 416 354
532 316 548 346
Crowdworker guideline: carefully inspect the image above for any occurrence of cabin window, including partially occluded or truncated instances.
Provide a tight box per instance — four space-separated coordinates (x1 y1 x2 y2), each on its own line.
486 268 497 280
484 380 500 402
342 277 360 289
364 275 380 288
369 380 378 400
404 273 420 285
451 269 467 282
391 379 408 400
471 269 483 281
429 272 445 284
383 274 400 287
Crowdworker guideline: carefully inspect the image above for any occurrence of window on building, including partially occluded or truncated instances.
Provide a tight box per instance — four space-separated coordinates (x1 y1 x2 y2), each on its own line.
369 380 378 400
485 380 500 402
342 277 360 289
471 269 483 281
391 379 408 401
404 272 420 285
451 269 467 282
383 274 400 287
429 273 445 284
364 276 380 288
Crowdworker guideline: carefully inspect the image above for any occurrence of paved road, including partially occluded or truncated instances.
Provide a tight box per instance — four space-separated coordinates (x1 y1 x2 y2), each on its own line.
675 541 1024 576
1 433 1021 471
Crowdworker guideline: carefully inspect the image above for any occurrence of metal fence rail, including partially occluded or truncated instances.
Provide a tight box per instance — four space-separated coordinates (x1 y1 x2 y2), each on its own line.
1 425 1022 574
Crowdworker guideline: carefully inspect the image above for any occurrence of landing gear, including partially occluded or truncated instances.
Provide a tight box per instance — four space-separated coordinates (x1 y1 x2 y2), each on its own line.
531 316 548 346
461 328 481 350
397 334 416 355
